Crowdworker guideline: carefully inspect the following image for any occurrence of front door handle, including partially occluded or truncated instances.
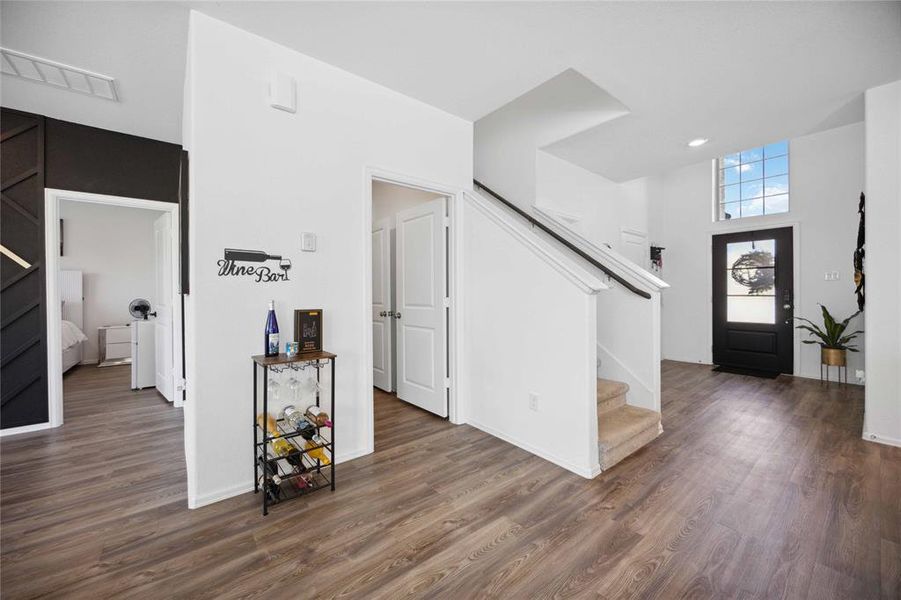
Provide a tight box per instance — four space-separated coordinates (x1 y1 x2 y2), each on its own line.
379 310 388 317
393 312 402 319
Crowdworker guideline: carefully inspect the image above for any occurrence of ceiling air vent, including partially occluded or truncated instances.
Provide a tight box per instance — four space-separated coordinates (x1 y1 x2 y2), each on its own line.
0 48 119 101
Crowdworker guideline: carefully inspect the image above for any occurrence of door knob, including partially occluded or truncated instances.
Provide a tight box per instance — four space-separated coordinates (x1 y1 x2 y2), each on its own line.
379 310 388 317
394 312 402 319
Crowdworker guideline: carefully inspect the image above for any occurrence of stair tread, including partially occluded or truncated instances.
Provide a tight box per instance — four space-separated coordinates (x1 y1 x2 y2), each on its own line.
598 405 660 451
597 378 629 403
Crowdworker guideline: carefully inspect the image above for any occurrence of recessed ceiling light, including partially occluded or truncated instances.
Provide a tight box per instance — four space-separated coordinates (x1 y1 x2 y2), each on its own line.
687 138 709 148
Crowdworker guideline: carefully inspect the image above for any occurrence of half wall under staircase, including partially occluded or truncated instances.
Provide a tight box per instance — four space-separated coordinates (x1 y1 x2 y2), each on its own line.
463 181 668 476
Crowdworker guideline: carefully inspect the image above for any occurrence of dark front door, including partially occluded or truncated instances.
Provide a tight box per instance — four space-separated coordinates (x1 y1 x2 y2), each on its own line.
713 226 794 373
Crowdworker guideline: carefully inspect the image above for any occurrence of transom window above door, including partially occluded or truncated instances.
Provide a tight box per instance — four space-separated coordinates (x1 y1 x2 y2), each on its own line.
717 140 789 220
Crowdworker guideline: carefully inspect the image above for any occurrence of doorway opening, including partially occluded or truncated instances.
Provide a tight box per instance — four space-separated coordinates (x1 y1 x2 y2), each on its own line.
44 189 183 431
369 177 454 450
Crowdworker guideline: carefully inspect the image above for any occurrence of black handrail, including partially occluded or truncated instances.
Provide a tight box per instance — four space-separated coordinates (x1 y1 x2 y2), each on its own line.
473 179 652 300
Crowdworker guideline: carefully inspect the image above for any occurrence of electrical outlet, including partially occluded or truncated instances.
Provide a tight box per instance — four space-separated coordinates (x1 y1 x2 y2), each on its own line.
824 271 840 281
528 393 539 412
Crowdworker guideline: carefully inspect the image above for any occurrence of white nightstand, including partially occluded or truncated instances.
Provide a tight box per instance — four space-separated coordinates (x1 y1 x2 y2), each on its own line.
98 325 131 367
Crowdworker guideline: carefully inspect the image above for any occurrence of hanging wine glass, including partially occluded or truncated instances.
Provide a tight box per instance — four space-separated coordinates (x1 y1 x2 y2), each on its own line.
266 371 281 404
286 369 301 404
300 374 320 407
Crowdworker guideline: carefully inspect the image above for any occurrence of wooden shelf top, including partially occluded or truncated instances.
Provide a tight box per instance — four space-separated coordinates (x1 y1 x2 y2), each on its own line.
252 351 336 366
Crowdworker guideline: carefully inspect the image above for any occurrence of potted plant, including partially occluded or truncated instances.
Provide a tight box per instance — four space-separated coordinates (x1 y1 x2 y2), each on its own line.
795 304 863 367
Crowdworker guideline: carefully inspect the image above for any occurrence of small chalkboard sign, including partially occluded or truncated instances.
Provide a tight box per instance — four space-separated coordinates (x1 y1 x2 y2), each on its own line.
294 309 323 353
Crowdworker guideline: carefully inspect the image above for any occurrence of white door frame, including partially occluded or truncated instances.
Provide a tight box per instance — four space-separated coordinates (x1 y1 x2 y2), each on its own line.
362 167 464 455
43 188 183 429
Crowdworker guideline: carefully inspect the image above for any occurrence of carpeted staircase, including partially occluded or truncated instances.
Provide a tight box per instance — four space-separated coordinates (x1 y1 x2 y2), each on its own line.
597 378 661 470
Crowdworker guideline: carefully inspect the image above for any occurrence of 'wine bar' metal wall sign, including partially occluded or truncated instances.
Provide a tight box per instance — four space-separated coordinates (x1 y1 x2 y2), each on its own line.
218 248 291 282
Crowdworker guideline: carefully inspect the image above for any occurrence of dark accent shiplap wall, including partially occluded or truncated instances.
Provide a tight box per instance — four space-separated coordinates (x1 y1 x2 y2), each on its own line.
1 109 49 428
0 109 184 429
45 118 181 204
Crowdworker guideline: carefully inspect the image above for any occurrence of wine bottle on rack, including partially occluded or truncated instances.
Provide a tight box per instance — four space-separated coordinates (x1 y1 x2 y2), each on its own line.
264 300 279 357
305 407 332 428
258 475 282 502
305 434 331 465
257 413 303 466
282 405 316 436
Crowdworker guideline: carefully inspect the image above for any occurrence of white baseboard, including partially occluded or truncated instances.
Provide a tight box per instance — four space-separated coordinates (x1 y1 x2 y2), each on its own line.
189 482 253 509
467 418 599 479
188 446 373 509
336 446 371 463
862 431 901 448
0 421 55 437
79 358 98 365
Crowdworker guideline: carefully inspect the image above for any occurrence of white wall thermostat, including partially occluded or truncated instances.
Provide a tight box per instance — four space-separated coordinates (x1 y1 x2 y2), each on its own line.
301 232 317 252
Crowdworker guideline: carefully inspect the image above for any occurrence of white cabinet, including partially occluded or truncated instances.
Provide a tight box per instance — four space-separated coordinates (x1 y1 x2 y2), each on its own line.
131 319 156 390
98 325 131 367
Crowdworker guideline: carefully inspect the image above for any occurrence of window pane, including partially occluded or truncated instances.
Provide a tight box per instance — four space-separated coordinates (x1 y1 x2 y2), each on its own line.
740 147 763 163
722 153 740 167
764 156 788 177
764 174 788 196
727 240 775 266
740 161 763 182
728 267 775 296
765 193 789 214
741 180 763 200
720 202 739 220
741 198 764 217
764 140 788 158
727 296 776 324
721 166 740 185
720 184 740 203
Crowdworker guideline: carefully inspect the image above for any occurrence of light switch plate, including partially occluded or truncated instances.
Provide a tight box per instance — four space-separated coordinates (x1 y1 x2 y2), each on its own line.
269 70 296 113
301 232 317 252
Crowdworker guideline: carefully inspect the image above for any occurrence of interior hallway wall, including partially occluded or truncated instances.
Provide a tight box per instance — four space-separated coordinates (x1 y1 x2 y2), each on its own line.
182 12 472 507
535 151 651 263
863 79 901 446
58 201 162 363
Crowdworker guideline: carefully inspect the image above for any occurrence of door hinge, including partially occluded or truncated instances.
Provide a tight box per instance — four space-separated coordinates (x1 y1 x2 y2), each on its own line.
444 377 451 389
443 297 450 308
444 216 450 227
176 377 188 393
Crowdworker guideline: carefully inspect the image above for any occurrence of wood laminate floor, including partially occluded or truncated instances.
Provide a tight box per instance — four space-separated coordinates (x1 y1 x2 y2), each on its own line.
2 362 898 599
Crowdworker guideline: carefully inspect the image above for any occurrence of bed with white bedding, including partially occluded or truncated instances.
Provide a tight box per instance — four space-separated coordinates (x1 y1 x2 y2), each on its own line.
61 319 87 373
60 270 87 373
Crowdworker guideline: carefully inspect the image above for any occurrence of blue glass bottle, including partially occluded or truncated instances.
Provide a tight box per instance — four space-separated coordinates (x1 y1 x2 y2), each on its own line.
265 300 280 357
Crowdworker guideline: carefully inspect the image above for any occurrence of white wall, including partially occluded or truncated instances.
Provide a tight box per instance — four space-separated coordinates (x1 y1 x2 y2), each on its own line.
535 151 650 260
651 122 866 380
182 12 472 507
474 69 628 211
58 201 163 362
863 80 901 446
462 192 602 477
371 181 444 391
372 180 443 224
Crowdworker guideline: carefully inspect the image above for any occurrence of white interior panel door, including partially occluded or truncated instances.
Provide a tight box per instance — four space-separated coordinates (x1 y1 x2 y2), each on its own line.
153 213 174 402
395 197 447 417
372 218 393 392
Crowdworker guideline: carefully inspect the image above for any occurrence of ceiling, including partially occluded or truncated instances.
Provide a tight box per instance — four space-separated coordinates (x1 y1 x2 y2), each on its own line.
2 1 899 180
